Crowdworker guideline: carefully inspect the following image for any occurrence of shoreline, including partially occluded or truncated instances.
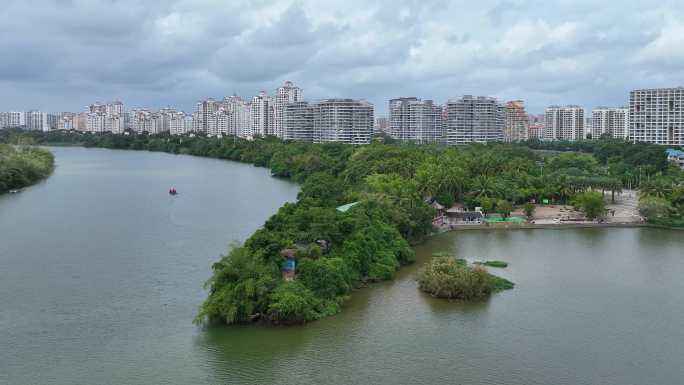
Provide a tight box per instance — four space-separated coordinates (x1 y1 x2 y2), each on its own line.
435 221 683 233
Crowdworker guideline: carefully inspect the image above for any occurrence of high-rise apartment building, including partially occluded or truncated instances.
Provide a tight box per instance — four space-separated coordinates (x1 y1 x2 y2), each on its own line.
591 107 628 139
0 112 25 128
274 81 302 138
223 95 250 137
544 106 584 141
504 100 529 142
629 88 684 145
24 111 56 131
283 99 374 144
251 91 274 137
446 96 504 145
196 98 218 133
283 101 314 142
313 99 374 144
388 97 444 144
169 112 189 135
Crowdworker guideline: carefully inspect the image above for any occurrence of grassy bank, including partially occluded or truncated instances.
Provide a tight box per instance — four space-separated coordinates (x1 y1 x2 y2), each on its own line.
0 143 54 194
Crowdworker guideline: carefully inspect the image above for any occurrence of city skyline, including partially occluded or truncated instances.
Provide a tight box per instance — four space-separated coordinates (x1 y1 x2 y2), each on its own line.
2 1 684 115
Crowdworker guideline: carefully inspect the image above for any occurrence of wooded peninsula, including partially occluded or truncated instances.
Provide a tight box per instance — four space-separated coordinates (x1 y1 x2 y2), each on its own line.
2 128 682 325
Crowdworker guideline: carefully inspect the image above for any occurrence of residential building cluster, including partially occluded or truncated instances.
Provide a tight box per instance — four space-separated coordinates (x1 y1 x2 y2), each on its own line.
2 86 683 146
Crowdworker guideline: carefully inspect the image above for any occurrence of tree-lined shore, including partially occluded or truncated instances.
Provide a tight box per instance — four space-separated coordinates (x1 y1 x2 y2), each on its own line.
2 128 682 325
0 142 54 194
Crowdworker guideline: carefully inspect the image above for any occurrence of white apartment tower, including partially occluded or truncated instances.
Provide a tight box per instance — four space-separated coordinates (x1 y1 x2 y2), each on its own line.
223 95 250 137
274 81 302 138
388 97 445 144
544 106 585 141
283 101 314 142
629 88 684 145
591 107 628 139
250 91 274 137
446 96 505 145
504 100 529 142
196 98 218 133
0 112 25 128
313 99 374 144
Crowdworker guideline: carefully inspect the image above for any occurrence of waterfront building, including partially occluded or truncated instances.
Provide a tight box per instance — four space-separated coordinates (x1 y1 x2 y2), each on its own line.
274 81 302 138
169 112 187 135
0 111 25 128
129 109 153 133
196 98 218 133
544 106 584 141
591 107 628 139
251 91 275 137
86 112 106 132
446 96 504 145
223 95 250 137
388 97 445 144
24 111 56 131
283 99 374 144
313 99 374 144
504 100 529 142
629 88 684 145
283 101 314 142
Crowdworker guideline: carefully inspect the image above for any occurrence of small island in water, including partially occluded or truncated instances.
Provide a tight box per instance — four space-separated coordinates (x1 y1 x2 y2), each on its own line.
417 254 514 300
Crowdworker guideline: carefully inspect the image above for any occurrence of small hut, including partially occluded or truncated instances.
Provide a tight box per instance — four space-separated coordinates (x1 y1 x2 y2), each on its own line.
280 248 297 281
446 206 483 224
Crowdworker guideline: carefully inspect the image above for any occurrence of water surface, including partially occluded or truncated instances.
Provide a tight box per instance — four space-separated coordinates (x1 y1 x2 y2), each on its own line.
1 147 683 385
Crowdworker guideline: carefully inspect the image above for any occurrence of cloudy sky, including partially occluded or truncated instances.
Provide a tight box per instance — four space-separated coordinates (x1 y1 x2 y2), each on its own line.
1 0 683 115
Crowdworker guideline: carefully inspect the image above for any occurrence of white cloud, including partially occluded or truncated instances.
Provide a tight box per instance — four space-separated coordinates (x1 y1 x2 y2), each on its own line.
634 21 684 66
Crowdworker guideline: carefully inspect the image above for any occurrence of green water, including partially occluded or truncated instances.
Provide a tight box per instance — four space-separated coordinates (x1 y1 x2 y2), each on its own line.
2 147 683 385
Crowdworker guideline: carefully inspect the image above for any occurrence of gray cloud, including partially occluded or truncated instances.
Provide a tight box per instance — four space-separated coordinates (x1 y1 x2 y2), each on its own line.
1 0 684 114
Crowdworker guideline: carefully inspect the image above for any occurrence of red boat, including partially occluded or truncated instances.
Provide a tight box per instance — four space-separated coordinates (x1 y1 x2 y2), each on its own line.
169 188 177 195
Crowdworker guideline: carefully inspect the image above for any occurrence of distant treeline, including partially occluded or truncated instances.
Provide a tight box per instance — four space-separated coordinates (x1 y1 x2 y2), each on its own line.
0 141 54 194
1 128 681 325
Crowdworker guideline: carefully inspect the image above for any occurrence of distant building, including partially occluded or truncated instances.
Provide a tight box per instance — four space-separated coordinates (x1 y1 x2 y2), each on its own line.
274 81 302 139
388 97 444 144
223 95 250 137
528 122 545 139
0 112 25 128
195 98 218 133
375 116 389 132
591 107 628 139
446 96 504 145
169 111 192 135
283 101 314 142
544 106 584 141
313 99 374 144
250 91 275 137
283 99 374 144
629 88 684 146
504 100 529 142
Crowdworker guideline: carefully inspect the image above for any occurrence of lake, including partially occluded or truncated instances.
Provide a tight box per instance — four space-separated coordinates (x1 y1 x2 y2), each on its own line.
1 147 683 385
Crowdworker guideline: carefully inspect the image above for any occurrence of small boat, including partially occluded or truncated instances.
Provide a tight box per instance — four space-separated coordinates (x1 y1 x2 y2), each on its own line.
9 189 20 194
169 188 177 195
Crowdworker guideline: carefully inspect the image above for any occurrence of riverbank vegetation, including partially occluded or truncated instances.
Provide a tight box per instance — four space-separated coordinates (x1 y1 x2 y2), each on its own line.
417 256 513 299
0 143 54 194
476 260 509 268
3 128 682 323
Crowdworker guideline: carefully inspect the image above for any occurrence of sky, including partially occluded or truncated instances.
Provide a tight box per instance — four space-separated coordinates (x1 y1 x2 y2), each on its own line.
1 0 684 115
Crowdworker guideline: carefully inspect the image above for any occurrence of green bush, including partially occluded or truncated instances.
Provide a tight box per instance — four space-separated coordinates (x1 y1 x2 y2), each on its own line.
417 257 512 300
